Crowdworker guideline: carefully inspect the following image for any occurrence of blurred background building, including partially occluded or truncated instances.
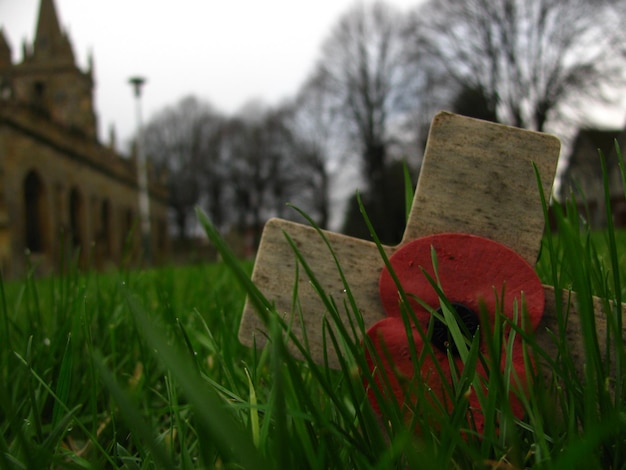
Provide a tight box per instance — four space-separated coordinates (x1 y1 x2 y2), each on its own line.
0 0 169 277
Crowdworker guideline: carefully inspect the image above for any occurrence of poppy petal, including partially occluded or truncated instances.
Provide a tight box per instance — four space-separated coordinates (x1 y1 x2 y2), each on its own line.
365 233 544 433
379 233 544 332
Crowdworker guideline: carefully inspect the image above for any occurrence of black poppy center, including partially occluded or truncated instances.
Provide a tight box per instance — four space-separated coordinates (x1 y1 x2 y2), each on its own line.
431 303 479 355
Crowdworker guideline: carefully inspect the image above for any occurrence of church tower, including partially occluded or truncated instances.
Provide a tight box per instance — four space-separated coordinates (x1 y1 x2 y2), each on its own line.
10 0 98 139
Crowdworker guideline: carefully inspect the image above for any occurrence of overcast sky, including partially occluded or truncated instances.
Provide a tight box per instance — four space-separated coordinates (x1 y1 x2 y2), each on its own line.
0 0 419 146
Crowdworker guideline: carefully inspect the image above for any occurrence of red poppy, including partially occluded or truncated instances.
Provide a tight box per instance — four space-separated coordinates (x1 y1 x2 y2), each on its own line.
364 233 544 433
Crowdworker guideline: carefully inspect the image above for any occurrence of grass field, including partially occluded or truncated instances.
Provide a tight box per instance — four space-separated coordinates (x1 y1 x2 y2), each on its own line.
1 176 626 468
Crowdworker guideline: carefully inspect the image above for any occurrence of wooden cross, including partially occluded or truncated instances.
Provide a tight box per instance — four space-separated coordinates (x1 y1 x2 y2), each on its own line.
238 111 624 373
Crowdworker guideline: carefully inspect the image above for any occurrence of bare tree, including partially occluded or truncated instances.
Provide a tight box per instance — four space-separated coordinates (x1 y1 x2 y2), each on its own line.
216 117 256 233
408 0 626 131
219 107 295 243
283 76 342 229
309 1 419 241
143 96 224 239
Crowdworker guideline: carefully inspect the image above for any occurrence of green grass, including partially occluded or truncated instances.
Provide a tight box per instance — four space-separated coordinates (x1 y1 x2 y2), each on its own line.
0 263 259 468
1 163 626 468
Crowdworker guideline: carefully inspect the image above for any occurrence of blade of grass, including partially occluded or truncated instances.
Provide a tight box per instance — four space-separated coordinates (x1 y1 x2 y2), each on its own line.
176 318 200 372
37 405 81 465
13 351 117 468
196 208 272 325
163 373 195 469
51 333 73 429
24 336 44 443
124 292 267 469
244 367 260 449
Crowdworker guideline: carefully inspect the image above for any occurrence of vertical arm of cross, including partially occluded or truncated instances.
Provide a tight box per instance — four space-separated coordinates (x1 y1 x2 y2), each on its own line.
402 112 560 264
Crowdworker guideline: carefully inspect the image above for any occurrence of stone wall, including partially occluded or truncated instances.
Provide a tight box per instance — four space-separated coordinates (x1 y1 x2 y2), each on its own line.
0 104 169 277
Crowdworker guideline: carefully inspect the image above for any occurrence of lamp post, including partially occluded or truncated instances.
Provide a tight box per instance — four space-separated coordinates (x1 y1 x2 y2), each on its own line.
129 76 151 263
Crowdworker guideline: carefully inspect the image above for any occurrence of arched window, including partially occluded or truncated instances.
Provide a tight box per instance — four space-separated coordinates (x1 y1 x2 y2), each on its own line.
100 199 112 257
69 187 83 249
24 170 46 252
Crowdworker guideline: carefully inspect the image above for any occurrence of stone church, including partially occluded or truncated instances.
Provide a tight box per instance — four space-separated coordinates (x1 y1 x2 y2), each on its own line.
0 0 169 277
